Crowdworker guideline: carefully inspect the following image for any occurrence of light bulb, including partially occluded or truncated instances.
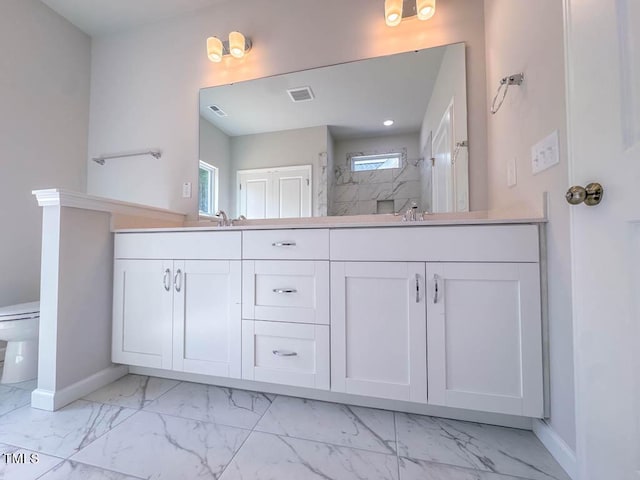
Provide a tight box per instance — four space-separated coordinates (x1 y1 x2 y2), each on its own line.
417 0 436 20
385 0 403 27
383 120 394 126
229 31 246 59
206 37 223 63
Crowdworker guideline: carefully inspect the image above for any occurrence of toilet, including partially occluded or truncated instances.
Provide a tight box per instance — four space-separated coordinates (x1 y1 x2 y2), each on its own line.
0 301 39 384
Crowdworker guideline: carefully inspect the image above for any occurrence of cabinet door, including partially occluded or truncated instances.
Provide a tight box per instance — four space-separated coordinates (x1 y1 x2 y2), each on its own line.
426 262 543 417
112 259 173 369
331 262 427 402
172 260 241 378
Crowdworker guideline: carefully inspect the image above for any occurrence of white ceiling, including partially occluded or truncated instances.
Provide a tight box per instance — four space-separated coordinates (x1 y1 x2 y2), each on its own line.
40 0 229 36
199 46 453 140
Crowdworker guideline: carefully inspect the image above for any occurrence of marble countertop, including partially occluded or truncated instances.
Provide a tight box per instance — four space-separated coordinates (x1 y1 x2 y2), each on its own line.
113 211 547 233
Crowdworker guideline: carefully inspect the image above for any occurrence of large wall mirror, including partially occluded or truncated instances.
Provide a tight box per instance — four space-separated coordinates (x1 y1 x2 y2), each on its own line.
199 42 469 220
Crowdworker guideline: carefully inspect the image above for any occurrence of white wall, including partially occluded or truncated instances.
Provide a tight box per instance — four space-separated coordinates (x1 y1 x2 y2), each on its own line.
230 126 328 217
484 0 575 453
86 0 488 218
199 117 231 214
420 43 469 212
0 0 91 306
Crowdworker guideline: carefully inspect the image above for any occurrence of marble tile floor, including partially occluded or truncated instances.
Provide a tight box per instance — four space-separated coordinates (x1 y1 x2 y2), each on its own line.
0 374 571 480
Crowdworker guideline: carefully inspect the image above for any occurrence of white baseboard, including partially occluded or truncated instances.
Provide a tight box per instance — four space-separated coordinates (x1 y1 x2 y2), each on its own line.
31 364 129 411
533 419 577 479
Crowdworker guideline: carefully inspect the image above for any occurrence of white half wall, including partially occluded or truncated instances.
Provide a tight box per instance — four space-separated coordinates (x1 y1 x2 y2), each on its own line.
0 0 90 306
484 0 576 455
86 0 488 218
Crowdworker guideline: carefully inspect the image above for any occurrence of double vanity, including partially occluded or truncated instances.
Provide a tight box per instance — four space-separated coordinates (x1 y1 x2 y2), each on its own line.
112 217 545 420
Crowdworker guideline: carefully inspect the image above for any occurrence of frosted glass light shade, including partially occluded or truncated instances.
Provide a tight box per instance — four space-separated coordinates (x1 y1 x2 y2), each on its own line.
417 0 436 20
385 0 403 27
207 37 223 63
229 31 246 59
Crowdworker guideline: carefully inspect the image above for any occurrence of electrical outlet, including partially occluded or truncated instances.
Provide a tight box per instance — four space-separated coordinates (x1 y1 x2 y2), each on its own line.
182 182 192 198
507 157 517 187
531 130 560 174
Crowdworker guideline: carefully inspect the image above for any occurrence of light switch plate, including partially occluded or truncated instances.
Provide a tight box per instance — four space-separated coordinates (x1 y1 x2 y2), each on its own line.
182 182 192 198
532 130 560 174
507 157 517 187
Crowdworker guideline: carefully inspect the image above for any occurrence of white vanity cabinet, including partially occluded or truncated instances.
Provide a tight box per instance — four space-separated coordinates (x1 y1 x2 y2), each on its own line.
113 223 546 419
330 262 428 402
113 232 242 377
330 225 543 417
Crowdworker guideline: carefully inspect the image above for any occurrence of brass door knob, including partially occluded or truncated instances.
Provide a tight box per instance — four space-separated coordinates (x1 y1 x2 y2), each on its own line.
565 183 603 206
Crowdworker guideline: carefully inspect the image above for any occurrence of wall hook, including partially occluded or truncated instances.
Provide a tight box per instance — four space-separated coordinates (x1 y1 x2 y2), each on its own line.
491 73 524 114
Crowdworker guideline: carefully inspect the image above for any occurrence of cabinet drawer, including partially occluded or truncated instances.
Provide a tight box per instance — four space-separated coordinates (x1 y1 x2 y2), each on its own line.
242 229 329 260
115 232 241 260
330 225 539 262
242 320 329 390
243 261 329 324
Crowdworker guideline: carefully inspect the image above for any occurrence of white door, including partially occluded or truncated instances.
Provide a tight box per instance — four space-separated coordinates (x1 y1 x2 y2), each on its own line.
565 1 640 478
112 259 173 369
238 165 312 219
238 170 270 219
426 263 543 417
432 102 455 213
172 260 241 378
330 262 427 402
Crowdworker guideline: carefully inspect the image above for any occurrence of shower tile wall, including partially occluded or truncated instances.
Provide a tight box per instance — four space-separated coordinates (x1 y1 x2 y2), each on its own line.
330 161 422 216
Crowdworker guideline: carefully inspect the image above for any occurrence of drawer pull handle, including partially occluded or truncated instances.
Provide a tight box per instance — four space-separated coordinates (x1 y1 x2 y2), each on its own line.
433 274 439 304
272 241 296 247
273 288 298 294
273 350 298 357
174 269 183 293
163 268 171 291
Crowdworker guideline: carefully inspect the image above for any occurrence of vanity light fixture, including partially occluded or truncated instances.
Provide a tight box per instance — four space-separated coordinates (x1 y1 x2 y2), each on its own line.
385 0 436 26
385 0 403 27
206 31 252 63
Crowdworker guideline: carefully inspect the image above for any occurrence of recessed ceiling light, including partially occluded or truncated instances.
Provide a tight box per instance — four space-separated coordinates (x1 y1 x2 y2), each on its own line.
383 120 394 126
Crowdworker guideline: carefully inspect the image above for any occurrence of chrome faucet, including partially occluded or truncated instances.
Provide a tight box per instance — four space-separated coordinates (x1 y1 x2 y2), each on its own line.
214 210 228 227
230 215 247 226
402 202 421 222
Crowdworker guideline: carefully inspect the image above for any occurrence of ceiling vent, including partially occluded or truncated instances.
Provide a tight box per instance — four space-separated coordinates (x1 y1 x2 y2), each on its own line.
208 104 228 117
287 86 315 103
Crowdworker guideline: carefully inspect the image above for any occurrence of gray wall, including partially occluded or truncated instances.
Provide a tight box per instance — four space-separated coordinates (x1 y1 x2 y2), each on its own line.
199 117 231 215
0 0 91 307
